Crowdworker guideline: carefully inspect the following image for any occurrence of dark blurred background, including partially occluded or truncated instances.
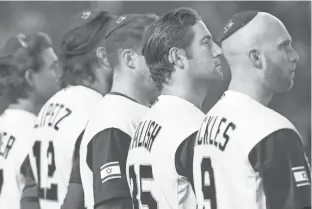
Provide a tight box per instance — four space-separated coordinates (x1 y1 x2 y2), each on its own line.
0 1 310 155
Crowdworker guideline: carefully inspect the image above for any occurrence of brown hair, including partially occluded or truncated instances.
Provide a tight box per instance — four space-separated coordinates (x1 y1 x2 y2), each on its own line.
143 7 201 90
0 32 52 103
60 11 114 87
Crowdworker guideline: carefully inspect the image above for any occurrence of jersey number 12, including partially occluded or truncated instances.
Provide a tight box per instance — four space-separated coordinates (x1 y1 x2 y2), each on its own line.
33 141 58 201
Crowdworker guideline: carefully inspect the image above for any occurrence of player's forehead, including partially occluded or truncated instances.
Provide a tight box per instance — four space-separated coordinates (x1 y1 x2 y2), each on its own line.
275 27 292 45
264 17 291 45
191 20 212 43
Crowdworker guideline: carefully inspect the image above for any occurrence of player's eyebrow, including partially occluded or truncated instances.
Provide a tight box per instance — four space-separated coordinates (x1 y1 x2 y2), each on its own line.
200 35 212 44
278 39 292 47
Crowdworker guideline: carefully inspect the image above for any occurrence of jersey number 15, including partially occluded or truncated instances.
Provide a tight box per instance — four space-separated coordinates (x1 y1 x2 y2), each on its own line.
128 164 159 209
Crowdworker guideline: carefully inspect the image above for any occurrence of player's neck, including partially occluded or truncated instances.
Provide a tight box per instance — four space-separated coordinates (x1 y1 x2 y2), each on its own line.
111 77 151 107
162 80 210 110
228 79 273 106
8 97 41 115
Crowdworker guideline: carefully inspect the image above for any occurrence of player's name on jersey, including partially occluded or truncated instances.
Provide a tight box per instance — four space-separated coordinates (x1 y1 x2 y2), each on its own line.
34 102 72 131
0 132 15 159
196 116 236 151
129 120 162 152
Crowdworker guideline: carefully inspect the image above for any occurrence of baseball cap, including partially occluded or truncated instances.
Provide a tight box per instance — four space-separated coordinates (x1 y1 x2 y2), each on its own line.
105 14 143 38
0 34 28 58
61 9 118 56
217 10 259 44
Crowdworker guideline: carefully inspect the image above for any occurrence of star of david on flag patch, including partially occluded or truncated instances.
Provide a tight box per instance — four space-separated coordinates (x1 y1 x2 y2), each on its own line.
292 166 310 187
100 161 122 183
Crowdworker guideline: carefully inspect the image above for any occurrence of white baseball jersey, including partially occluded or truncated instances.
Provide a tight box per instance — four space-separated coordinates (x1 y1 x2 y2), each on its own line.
193 90 311 209
126 95 205 209
28 85 102 209
0 109 36 209
80 93 149 209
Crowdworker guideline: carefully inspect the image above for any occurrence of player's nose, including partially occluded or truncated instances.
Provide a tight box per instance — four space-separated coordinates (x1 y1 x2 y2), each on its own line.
290 48 299 63
212 41 223 57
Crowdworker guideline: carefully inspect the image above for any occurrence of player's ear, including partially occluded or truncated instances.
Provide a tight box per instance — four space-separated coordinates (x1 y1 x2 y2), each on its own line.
168 47 187 70
121 49 136 69
24 69 36 89
96 47 110 68
249 49 263 69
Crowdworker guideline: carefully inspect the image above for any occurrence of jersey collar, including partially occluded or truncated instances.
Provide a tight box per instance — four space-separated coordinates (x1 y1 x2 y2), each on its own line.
109 92 138 104
223 90 267 107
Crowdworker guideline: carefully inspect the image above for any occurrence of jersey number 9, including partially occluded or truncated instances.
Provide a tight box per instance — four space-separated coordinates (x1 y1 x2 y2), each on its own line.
199 157 217 209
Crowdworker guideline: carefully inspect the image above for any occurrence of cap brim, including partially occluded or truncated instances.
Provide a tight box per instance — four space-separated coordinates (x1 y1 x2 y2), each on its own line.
105 14 142 38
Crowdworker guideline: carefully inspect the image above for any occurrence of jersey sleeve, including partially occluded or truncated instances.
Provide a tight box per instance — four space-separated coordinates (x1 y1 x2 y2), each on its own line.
72 130 85 164
69 154 82 184
61 130 85 209
175 131 197 190
69 130 84 184
61 156 85 209
61 182 85 209
86 128 132 208
20 155 40 209
248 129 311 209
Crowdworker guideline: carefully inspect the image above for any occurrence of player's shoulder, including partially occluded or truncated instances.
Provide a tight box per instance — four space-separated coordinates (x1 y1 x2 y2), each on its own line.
211 91 300 147
37 86 103 121
84 93 149 140
142 95 204 152
0 109 36 162
249 101 297 135
151 95 205 128
97 93 149 122
47 85 102 106
219 91 295 129
0 109 36 131
0 108 36 122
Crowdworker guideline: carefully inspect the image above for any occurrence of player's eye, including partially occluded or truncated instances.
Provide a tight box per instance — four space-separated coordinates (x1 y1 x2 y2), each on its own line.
283 43 291 48
202 41 212 47
279 40 292 49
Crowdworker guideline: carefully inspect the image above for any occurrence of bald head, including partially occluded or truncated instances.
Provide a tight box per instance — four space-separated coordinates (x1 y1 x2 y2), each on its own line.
222 12 291 65
222 11 299 97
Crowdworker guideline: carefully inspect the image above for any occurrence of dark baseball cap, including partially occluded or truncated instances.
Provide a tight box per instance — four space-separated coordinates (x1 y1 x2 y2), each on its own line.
105 14 143 38
0 34 28 58
217 10 259 45
62 9 118 55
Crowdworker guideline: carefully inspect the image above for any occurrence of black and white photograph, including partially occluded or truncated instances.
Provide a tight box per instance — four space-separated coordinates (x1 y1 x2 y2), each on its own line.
0 1 311 209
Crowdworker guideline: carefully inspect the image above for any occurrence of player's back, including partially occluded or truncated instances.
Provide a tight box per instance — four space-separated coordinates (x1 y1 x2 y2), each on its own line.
0 109 36 209
80 92 149 209
28 85 102 209
193 90 301 209
127 95 205 209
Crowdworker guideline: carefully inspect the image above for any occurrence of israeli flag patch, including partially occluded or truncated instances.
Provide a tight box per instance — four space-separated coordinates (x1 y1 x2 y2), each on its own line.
292 166 310 187
100 161 122 183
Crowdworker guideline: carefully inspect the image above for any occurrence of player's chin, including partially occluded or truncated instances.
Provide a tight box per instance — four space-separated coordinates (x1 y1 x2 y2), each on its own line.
276 79 294 93
212 66 224 81
285 79 294 92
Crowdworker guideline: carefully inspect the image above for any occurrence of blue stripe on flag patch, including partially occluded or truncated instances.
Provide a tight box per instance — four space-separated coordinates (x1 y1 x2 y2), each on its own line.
100 161 122 183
